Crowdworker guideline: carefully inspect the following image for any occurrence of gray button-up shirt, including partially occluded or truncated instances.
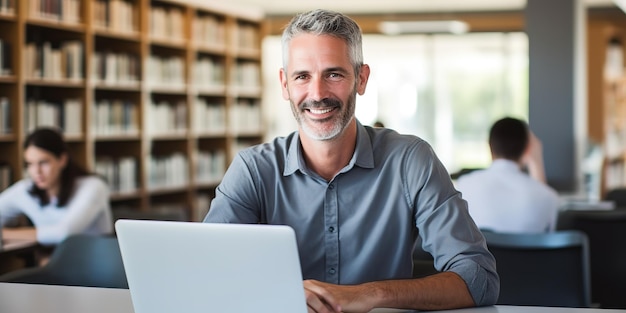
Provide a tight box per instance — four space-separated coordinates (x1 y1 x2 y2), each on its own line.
205 121 499 306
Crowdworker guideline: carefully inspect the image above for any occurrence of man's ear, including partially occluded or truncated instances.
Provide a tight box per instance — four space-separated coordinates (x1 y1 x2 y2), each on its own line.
280 68 290 100
356 64 371 96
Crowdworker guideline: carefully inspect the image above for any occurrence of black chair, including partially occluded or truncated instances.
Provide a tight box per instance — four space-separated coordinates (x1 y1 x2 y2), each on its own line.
483 230 591 308
0 234 128 289
112 207 188 222
604 188 626 209
557 209 626 309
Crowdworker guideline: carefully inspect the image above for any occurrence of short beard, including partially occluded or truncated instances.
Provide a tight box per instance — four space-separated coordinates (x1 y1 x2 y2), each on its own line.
291 94 356 141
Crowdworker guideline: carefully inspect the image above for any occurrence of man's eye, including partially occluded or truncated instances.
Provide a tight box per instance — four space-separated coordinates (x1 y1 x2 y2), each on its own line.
328 73 344 80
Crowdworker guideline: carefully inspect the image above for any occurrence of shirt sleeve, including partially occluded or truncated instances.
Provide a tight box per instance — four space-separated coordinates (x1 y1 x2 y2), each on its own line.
36 176 111 245
203 152 262 224
407 141 500 306
0 180 31 226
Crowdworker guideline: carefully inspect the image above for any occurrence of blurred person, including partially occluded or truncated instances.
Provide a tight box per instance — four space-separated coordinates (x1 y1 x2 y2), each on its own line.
0 127 113 246
456 117 560 233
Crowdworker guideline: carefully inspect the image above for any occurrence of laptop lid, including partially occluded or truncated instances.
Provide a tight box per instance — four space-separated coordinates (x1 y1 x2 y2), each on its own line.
115 219 307 313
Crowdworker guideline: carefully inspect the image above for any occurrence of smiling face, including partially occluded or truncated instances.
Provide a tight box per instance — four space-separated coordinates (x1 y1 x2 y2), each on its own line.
24 145 67 194
280 34 369 141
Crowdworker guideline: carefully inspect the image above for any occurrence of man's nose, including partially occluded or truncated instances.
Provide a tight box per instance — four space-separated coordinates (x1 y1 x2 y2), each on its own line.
308 77 329 102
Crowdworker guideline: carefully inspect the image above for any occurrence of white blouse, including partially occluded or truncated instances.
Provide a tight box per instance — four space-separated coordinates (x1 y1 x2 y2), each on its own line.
0 176 113 245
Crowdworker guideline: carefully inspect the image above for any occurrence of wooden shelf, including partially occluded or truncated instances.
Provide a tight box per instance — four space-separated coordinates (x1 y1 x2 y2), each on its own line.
26 18 85 33
0 76 16 83
94 29 141 41
0 0 264 221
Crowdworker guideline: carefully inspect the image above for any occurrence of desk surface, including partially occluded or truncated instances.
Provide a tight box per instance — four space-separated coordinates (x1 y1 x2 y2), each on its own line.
1 283 625 313
1 227 37 251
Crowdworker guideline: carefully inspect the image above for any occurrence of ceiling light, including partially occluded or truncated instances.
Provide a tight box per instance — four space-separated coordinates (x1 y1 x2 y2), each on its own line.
379 20 469 35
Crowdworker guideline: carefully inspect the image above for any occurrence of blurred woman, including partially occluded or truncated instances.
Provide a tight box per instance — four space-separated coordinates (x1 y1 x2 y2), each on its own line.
0 127 112 246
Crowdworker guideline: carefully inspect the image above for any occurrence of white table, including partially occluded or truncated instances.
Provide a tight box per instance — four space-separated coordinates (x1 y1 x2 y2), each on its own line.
1 282 625 313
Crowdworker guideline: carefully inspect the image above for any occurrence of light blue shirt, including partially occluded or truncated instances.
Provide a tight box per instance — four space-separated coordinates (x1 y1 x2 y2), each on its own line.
456 159 561 233
205 121 499 306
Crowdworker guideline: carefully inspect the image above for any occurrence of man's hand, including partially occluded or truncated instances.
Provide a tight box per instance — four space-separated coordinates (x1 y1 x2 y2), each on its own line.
523 131 547 183
304 280 377 313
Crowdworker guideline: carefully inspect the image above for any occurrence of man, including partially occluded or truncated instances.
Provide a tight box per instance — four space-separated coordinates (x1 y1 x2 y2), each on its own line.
456 117 561 233
204 9 498 312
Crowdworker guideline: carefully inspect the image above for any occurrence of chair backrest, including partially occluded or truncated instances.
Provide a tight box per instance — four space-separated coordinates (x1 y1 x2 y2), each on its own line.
0 234 128 289
483 230 590 308
557 209 626 309
112 207 188 222
604 188 626 209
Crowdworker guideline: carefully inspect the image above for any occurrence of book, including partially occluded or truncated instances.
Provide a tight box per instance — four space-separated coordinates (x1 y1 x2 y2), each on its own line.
0 39 11 76
0 97 10 134
0 162 11 191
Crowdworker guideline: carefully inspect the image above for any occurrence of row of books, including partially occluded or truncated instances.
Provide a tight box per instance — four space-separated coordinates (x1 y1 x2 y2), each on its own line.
193 98 226 134
93 0 137 33
233 138 258 156
233 23 259 51
193 57 225 87
195 149 226 185
92 51 140 85
94 148 225 197
149 5 184 42
0 97 10 134
147 100 187 135
230 99 262 135
231 61 260 88
0 163 10 191
194 193 211 222
192 14 226 48
24 98 82 135
28 0 82 24
24 41 84 80
95 156 138 193
0 0 14 15
92 99 139 136
146 55 185 86
0 39 11 76
148 152 189 189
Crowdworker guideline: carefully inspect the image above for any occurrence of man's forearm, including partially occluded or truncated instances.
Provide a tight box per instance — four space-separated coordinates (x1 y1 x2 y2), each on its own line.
367 271 475 311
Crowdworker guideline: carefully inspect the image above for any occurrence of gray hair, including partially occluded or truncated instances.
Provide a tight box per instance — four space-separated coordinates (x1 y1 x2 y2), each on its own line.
281 9 363 75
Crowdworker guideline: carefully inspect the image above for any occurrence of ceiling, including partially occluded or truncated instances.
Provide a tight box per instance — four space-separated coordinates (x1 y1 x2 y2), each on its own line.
217 0 616 16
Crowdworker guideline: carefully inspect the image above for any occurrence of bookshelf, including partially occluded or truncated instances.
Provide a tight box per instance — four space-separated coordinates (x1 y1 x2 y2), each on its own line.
0 0 265 221
588 9 626 198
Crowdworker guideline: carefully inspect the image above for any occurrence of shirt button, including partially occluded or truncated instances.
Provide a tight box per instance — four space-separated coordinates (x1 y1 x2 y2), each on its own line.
328 226 335 233
329 268 336 275
328 184 334 190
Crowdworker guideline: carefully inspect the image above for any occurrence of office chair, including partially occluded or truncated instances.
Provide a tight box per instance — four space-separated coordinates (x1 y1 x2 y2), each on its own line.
0 234 128 289
112 207 189 222
604 188 626 209
483 230 590 308
557 209 626 309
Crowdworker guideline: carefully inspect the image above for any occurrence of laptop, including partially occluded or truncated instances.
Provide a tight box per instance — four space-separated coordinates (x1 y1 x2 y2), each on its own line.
115 219 307 313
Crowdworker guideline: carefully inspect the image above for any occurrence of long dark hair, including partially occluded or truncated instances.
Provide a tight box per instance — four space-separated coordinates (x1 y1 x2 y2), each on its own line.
24 127 90 207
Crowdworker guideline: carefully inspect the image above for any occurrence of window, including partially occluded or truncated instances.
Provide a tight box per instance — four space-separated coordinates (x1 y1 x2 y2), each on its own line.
262 32 528 173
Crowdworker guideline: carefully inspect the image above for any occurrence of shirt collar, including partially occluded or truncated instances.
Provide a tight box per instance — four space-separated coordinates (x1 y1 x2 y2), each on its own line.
490 158 522 172
283 120 375 177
